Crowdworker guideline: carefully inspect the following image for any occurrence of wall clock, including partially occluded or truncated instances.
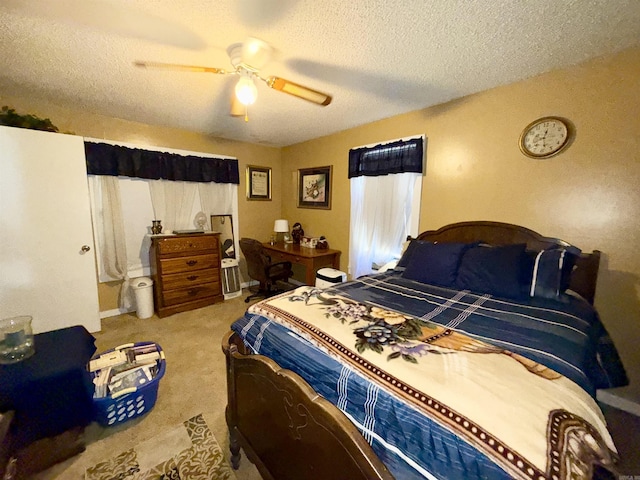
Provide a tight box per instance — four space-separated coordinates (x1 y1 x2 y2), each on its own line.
519 116 570 159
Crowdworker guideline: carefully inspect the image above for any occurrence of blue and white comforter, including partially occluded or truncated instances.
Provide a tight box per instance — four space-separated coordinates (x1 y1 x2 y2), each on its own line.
232 272 625 480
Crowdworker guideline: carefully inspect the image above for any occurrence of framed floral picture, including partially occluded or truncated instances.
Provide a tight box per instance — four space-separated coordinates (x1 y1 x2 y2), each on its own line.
246 165 271 200
297 166 332 209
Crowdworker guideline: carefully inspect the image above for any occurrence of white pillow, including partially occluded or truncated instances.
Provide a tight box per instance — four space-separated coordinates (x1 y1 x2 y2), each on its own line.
377 259 399 273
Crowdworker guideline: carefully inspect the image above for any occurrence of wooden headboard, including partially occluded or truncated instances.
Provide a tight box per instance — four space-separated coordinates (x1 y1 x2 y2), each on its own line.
415 221 601 305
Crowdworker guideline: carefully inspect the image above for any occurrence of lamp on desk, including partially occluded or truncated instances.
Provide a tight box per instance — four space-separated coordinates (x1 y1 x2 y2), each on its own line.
273 219 290 244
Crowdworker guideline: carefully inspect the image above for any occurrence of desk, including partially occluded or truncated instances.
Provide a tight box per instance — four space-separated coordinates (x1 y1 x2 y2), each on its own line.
263 243 341 286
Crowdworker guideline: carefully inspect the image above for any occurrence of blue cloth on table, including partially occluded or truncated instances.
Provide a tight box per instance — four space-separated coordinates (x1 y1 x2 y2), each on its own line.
0 325 96 450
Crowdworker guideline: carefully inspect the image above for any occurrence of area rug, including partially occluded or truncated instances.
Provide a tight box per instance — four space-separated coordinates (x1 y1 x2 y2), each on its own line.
85 414 236 480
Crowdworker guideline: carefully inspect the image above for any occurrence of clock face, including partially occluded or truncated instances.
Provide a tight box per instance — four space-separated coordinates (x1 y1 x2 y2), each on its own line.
519 117 569 158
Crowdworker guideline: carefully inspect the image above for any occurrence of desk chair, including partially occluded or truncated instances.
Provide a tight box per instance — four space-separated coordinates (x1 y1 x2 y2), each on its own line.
240 238 293 303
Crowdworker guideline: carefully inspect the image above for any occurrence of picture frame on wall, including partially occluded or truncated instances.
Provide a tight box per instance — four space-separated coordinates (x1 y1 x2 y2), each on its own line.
246 165 271 201
297 166 332 209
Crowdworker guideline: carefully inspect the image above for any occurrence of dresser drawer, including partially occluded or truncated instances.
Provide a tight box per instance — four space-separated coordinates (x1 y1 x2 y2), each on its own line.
159 254 219 275
161 270 219 291
156 235 218 255
162 282 220 306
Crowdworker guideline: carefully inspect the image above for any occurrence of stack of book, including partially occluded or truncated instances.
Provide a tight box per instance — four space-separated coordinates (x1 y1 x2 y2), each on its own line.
90 343 161 399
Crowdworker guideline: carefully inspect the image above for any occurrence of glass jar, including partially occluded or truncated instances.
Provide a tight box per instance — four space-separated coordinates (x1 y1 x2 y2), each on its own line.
0 315 35 364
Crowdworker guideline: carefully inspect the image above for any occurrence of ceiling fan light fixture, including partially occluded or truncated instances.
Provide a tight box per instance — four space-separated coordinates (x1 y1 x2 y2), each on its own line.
241 37 273 71
235 75 258 106
137 37 333 118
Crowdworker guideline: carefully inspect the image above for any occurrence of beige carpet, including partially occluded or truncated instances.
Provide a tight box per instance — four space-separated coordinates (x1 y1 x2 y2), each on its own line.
32 295 262 480
85 413 235 480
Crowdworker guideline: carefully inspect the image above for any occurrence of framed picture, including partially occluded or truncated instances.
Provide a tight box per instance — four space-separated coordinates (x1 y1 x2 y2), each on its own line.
297 166 332 209
246 165 271 201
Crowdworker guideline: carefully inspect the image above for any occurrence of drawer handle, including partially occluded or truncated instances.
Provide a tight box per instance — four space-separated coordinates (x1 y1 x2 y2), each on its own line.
187 275 198 281
187 289 198 296
186 260 198 266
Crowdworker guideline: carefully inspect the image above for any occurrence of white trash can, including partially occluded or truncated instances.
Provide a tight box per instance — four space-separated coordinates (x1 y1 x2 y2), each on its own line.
132 277 154 319
315 268 347 288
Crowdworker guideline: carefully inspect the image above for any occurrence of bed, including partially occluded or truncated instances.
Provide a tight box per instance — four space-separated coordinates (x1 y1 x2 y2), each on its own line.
222 221 628 480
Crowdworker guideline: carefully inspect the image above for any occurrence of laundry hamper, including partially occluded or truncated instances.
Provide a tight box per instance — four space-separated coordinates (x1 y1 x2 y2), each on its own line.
89 342 166 426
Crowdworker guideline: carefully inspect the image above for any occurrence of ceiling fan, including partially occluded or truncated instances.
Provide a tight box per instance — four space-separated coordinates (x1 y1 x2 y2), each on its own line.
134 37 332 120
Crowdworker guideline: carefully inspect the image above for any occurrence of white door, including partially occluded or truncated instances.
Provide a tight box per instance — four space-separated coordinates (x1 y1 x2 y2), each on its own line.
0 126 101 333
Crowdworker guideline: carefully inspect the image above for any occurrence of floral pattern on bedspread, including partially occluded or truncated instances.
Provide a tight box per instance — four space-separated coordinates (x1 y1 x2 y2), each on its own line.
244 286 618 480
292 287 561 380
329 271 628 395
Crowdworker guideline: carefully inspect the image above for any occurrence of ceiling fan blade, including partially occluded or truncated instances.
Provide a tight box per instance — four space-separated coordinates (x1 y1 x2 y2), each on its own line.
266 76 332 106
230 94 245 117
134 61 227 74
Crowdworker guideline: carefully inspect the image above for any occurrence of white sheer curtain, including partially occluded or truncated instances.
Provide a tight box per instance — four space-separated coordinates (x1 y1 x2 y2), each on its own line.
149 180 198 232
92 176 133 309
349 172 420 279
90 177 239 289
198 182 234 215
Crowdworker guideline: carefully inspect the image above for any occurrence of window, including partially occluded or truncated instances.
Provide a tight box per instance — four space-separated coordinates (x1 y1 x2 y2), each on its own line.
86 139 239 311
348 137 424 279
89 177 236 281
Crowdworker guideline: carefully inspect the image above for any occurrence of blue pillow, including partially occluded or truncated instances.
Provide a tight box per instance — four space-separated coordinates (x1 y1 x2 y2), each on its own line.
529 246 581 300
395 239 421 270
455 244 528 299
401 242 470 287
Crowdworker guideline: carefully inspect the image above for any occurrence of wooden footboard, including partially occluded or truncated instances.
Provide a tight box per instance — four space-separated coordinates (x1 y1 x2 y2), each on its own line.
222 331 394 480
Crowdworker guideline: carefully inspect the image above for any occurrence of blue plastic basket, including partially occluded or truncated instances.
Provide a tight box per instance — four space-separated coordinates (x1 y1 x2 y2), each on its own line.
90 342 166 426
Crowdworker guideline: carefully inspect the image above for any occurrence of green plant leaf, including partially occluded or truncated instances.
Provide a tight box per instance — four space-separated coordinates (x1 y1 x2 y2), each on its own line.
0 105 59 132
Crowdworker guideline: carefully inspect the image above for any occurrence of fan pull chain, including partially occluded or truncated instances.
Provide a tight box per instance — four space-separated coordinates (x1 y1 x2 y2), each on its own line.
244 105 249 122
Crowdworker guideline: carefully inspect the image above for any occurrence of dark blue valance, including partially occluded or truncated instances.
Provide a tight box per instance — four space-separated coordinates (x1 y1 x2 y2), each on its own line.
348 137 423 178
84 142 240 184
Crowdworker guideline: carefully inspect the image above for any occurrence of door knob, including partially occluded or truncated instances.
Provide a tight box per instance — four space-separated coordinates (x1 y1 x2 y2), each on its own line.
81 245 91 253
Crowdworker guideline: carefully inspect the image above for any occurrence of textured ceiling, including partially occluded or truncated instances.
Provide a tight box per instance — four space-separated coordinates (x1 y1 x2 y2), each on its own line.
1 0 639 147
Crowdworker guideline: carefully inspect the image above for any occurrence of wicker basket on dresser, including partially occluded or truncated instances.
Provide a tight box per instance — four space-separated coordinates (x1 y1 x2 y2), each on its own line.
150 233 223 317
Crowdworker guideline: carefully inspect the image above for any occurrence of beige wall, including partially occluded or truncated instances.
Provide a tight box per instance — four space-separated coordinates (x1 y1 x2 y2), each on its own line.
282 47 640 403
0 95 283 311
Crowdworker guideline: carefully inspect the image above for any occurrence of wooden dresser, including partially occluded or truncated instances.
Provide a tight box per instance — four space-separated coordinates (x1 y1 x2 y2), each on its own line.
150 233 223 317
